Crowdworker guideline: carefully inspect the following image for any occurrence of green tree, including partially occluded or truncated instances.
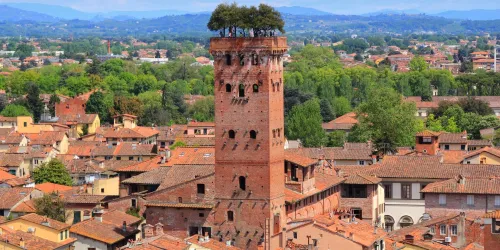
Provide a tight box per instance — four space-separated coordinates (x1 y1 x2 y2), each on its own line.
351 86 419 152
0 104 31 117
327 130 346 147
33 159 73 186
26 83 44 122
332 97 351 117
48 94 60 117
285 99 326 147
409 56 428 72
319 98 335 122
188 96 215 122
426 114 444 132
85 91 110 123
34 194 68 223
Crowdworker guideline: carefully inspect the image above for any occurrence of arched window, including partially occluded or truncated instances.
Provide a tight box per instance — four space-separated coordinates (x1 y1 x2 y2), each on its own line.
399 216 414 228
225 54 231 65
227 211 234 221
228 130 235 139
239 176 246 190
250 130 257 139
253 84 259 93
225 84 232 93
238 84 245 97
385 215 395 232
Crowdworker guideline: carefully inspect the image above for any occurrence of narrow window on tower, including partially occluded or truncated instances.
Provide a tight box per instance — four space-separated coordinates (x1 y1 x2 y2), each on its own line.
277 129 281 137
272 130 276 138
226 84 232 92
239 54 245 66
225 54 232 65
227 211 234 222
239 176 246 190
253 84 259 93
250 130 257 139
238 84 245 97
252 53 259 65
276 82 280 91
228 130 235 139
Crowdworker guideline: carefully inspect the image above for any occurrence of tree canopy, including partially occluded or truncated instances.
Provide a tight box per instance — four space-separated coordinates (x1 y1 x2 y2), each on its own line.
33 159 73 186
208 3 284 37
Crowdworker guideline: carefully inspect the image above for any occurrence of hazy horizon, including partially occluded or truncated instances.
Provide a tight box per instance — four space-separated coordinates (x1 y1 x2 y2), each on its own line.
0 0 499 15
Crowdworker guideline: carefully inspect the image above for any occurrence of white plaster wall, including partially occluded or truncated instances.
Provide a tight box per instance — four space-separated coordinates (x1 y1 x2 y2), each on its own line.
385 199 425 230
71 233 108 250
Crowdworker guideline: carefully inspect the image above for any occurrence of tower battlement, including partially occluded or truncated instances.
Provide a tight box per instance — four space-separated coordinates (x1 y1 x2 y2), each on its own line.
210 37 288 54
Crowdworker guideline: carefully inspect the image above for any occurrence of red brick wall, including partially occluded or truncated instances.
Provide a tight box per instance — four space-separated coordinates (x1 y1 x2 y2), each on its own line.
340 184 377 221
145 175 215 204
415 136 439 155
484 224 500 250
425 194 496 219
145 206 214 239
211 37 288 249
107 195 147 216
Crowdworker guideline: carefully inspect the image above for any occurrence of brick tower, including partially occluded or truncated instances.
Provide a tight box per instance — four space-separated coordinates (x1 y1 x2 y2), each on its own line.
210 37 288 249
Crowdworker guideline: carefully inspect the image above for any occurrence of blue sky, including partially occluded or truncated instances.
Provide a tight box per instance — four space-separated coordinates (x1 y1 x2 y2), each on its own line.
1 0 499 14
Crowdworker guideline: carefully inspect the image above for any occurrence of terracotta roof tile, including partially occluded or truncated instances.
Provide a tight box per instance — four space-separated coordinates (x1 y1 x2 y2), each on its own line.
361 155 500 179
70 218 139 244
35 182 73 194
439 132 467 144
0 170 17 181
128 234 189 250
16 213 70 230
58 114 98 125
25 131 67 145
103 127 159 139
483 210 500 219
0 225 76 250
63 194 107 204
0 187 34 209
421 177 500 194
92 143 156 157
157 164 214 190
467 139 492 146
122 167 171 185
284 151 317 167
115 156 162 172
10 200 36 213
286 147 372 161
186 235 241 249
164 147 214 166
343 174 381 184
462 146 500 161
322 112 358 130
416 130 442 137
102 210 141 226
441 150 467 164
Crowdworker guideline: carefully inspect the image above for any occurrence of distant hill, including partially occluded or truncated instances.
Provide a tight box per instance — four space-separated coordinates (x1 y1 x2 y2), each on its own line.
0 5 59 22
362 9 425 16
4 3 93 20
434 9 500 20
276 6 332 16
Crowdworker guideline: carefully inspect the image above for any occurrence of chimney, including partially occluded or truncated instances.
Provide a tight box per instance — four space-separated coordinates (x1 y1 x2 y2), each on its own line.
41 217 50 227
19 237 25 249
204 232 210 242
143 224 154 238
93 204 104 222
155 223 164 236
122 221 127 232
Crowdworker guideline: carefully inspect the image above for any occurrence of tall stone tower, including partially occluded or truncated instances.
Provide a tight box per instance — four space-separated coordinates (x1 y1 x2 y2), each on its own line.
210 37 288 249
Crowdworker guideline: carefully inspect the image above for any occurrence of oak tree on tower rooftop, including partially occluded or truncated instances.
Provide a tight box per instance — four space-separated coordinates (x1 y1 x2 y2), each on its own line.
207 3 285 37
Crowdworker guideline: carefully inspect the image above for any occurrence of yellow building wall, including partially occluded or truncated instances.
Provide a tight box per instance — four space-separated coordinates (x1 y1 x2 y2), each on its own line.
15 116 55 134
2 219 69 243
0 241 22 250
57 134 69 154
464 152 500 165
92 177 120 196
